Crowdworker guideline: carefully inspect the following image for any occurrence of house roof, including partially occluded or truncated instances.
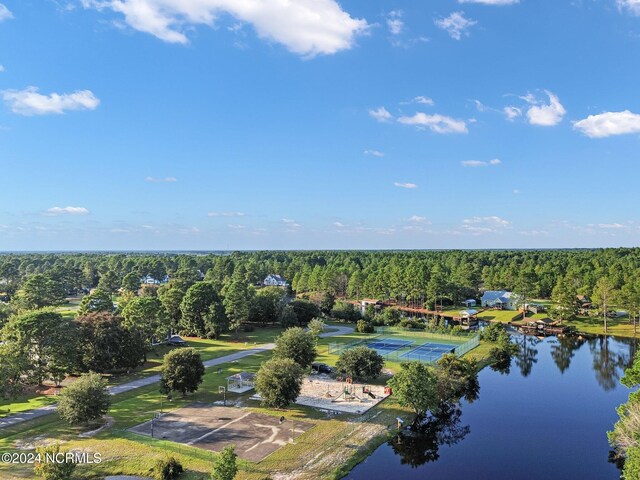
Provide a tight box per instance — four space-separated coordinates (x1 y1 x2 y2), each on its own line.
481 290 517 303
265 274 287 282
460 309 478 316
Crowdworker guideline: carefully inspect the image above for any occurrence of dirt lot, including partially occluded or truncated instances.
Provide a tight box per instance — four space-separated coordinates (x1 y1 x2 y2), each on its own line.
128 404 313 462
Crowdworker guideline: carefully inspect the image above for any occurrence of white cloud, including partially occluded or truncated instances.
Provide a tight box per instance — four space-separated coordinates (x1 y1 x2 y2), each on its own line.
81 0 368 57
45 206 89 216
597 223 626 229
0 65 5 72
573 110 640 138
369 106 393 122
524 90 566 126
435 11 476 40
364 149 385 157
461 215 510 234
146 176 177 183
618 0 640 15
208 211 246 217
408 215 430 224
459 0 519 4
0 3 13 22
413 96 434 106
461 158 501 167
513 189 521 194
504 106 521 120
333 221 346 228
394 182 417 189
387 10 404 35
398 112 468 134
2 87 100 116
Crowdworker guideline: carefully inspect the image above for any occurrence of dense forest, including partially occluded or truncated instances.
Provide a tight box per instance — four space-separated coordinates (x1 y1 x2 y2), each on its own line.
1 248 639 303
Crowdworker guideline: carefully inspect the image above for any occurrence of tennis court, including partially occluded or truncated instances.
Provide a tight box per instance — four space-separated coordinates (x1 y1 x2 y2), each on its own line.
366 337 413 355
400 342 457 362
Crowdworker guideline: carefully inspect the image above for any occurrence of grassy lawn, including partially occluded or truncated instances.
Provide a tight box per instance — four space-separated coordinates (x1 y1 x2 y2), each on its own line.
0 326 286 418
564 315 639 338
477 309 522 323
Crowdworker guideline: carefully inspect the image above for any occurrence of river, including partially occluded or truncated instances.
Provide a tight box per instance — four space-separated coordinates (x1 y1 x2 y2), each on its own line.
348 334 638 480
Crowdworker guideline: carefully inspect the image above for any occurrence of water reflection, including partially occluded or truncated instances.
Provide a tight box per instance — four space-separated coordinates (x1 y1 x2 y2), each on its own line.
550 335 585 373
388 405 470 468
515 335 541 377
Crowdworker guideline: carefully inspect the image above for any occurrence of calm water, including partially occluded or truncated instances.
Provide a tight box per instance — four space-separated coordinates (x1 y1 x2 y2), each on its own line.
348 334 638 480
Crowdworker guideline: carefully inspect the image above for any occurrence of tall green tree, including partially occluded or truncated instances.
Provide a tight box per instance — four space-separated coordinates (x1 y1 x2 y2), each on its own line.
122 296 170 357
592 277 617 334
13 274 65 310
223 280 254 333
255 358 303 409
388 361 439 419
2 310 78 385
78 289 114 315
121 272 141 294
550 276 579 323
180 282 219 336
160 348 205 397
273 327 317 369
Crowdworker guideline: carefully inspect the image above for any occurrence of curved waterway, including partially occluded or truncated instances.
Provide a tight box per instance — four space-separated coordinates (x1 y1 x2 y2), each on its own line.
347 334 638 480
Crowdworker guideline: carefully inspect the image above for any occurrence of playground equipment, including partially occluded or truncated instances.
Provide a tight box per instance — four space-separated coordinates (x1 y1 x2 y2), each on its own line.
362 386 376 399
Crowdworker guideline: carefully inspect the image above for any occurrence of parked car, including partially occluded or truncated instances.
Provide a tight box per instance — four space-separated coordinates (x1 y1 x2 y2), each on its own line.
311 362 333 374
168 335 187 346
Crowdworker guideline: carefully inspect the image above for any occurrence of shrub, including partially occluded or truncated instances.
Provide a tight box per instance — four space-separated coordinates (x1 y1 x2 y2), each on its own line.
330 302 362 322
57 372 111 425
211 445 238 480
356 319 375 333
154 456 184 480
399 318 422 329
33 444 76 480
335 347 384 381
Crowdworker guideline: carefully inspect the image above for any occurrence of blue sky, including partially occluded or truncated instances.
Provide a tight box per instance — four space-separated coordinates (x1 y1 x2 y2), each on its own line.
1 0 640 250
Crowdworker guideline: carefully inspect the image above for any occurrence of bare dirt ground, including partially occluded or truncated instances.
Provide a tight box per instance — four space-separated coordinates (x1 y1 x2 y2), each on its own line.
128 404 312 462
295 375 389 414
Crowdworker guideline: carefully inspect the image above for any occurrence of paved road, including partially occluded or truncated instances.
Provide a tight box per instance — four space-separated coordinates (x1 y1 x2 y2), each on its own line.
0 324 353 429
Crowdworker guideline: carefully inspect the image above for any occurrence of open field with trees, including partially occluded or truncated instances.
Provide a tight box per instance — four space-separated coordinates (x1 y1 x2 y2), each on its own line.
1 249 638 479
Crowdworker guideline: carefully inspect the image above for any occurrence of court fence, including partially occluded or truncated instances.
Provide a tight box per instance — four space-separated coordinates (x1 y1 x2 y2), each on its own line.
326 329 480 364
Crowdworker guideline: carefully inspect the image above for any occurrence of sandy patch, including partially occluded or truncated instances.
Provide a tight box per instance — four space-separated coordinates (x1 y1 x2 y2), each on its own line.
294 375 389 414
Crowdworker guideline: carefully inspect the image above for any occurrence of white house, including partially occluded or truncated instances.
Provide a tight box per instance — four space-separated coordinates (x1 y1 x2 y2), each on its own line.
481 290 520 310
140 274 170 285
263 274 289 287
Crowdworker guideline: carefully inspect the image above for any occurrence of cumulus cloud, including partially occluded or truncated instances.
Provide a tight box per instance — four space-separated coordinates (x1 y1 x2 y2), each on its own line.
408 215 430 224
364 149 385 157
523 90 566 126
2 87 100 115
145 176 177 182
398 112 468 134
394 182 418 189
45 206 89 216
369 106 393 122
618 0 640 15
413 96 434 106
435 11 476 40
81 0 368 57
573 110 640 138
208 211 246 217
461 158 501 167
387 10 404 35
459 0 519 4
0 3 13 22
504 106 521 121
